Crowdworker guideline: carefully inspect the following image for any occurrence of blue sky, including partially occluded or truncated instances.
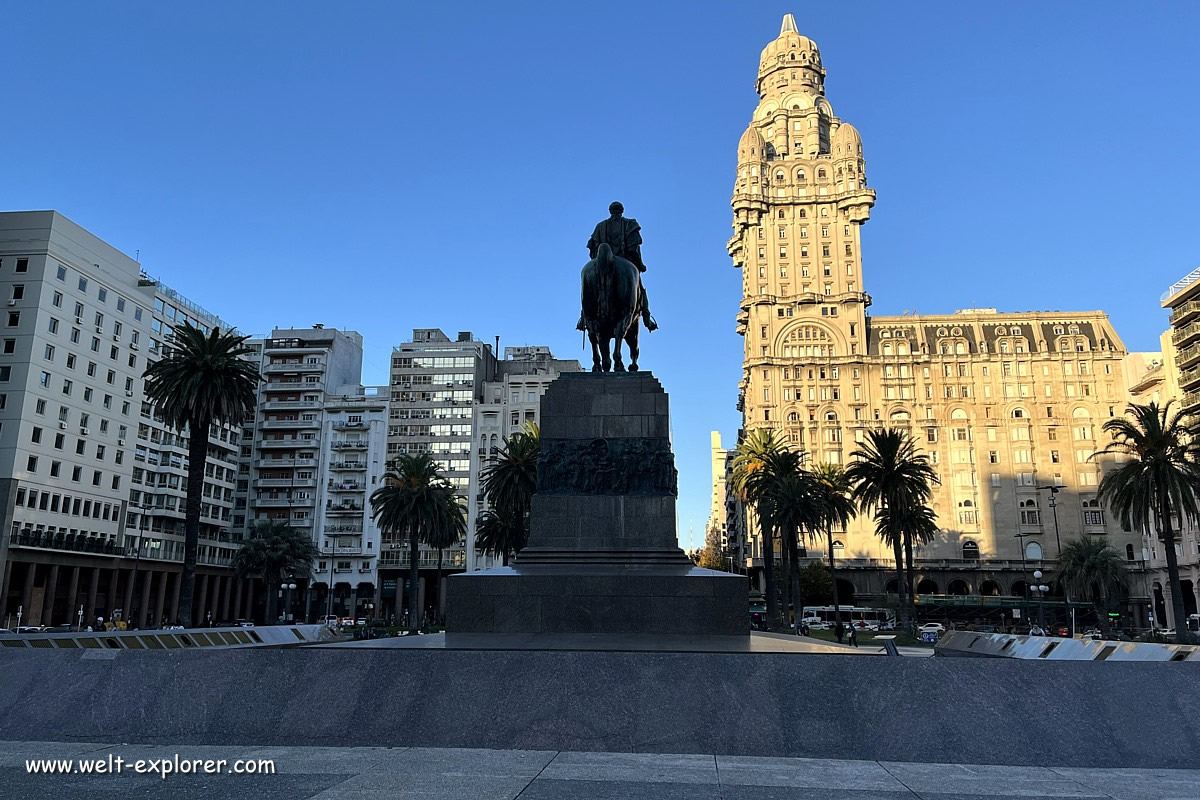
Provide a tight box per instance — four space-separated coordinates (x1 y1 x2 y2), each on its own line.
4 1 1199 549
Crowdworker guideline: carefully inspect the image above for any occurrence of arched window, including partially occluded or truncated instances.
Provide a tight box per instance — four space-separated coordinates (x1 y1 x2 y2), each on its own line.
890 410 910 423
939 342 950 354
775 170 785 182
796 169 807 183
955 342 966 354
951 408 968 420
999 340 1010 353
897 342 910 355
1019 498 1041 525
824 411 838 422
833 540 844 551
1072 407 1091 419
962 541 980 560
882 342 893 355
817 168 827 179
787 411 799 422
1026 541 1043 560
1009 326 1020 335
1012 408 1026 418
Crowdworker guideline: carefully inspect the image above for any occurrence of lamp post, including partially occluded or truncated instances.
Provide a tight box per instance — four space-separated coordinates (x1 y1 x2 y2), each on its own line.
1014 533 1032 626
1036 484 1071 635
280 580 297 622
1031 570 1050 631
129 504 148 628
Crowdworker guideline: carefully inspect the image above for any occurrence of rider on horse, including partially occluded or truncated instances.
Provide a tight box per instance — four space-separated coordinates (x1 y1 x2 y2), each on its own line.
577 202 658 332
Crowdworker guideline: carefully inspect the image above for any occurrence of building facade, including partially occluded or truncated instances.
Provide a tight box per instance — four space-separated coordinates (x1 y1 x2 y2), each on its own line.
387 329 496 618
466 345 582 572
0 211 246 629
727 18 1144 624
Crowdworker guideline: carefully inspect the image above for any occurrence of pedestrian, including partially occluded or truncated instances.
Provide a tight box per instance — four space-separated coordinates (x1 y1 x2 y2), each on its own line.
849 625 858 648
834 621 845 644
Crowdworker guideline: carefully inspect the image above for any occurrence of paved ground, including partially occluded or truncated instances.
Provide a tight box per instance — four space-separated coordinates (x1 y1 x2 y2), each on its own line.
321 630 935 656
3 742 1195 799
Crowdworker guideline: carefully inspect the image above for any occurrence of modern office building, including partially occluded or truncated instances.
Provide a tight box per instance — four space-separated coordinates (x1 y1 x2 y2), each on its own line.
387 329 496 618
0 211 245 629
466 345 582 572
726 18 1142 622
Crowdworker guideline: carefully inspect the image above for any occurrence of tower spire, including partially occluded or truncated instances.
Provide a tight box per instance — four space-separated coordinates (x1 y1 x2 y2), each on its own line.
780 13 797 34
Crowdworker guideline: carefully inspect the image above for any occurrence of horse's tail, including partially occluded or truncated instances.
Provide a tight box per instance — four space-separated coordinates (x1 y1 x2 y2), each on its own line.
596 242 614 324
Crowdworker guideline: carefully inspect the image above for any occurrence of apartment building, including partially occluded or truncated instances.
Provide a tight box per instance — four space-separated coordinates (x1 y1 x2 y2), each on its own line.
466 345 582 571
0 211 244 629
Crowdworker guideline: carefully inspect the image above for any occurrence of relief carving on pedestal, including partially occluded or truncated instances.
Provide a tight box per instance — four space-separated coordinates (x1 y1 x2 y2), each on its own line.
537 437 677 496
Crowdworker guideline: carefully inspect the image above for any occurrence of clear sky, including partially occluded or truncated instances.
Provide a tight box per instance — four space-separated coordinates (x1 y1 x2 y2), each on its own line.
4 1 1199 549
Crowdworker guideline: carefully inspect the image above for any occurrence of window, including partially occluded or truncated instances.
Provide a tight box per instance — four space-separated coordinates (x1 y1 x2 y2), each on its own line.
7 311 19 327
44 344 54 361
48 317 59 334
40 371 51 387
26 456 37 472
962 541 980 560
98 288 107 302
78 277 88 292
1026 541 1043 560
16 259 28 273
1019 499 1041 525
56 265 66 280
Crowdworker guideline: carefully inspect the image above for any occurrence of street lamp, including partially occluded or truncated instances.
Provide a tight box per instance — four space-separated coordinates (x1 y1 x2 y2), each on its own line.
1014 533 1033 626
1031 570 1050 631
1036 484 1072 635
280 580 297 622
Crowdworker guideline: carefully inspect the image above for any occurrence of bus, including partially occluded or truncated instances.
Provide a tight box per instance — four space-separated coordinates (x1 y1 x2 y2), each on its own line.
801 605 895 631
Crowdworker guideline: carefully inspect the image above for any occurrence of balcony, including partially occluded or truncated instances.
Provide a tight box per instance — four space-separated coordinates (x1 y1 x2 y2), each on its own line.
330 440 368 450
1184 391 1200 411
257 438 309 449
1170 300 1200 327
263 380 323 392
1172 320 1200 347
326 504 365 515
259 418 320 430
255 457 317 468
1178 343 1200 369
324 524 364 534
1181 366 1200 391
329 482 365 492
10 530 121 557
253 497 316 507
332 420 367 430
378 551 466 568
256 477 317 488
264 361 325 374
329 461 367 471
326 546 364 556
262 399 322 410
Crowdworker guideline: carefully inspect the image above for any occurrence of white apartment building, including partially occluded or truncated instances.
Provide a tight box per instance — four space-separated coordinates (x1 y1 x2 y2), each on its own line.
0 211 245 629
466 346 582 571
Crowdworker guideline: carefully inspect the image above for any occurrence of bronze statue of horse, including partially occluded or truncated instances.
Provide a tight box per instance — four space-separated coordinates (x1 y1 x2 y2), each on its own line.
580 243 642 372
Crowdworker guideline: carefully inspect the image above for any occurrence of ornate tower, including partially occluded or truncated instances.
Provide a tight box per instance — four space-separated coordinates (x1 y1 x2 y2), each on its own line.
728 14 875 463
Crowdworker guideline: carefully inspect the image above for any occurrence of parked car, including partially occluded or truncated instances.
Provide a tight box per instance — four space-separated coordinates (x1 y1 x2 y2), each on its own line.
1103 630 1131 641
917 622 946 635
878 620 898 631
1081 628 1103 640
235 619 255 628
320 615 340 627
15 626 46 634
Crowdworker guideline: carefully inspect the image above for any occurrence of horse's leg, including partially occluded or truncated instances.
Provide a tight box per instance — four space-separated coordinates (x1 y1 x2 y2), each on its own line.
601 336 612 372
626 322 640 372
612 326 626 372
589 332 602 372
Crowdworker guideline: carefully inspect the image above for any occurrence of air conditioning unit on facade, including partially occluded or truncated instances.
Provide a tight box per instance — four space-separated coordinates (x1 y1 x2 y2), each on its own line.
129 343 139 350
75 317 83 324
125 390 134 396
58 422 67 430
118 438 126 446
113 335 120 342
6 300 15 307
80 428 89 435
95 326 104 334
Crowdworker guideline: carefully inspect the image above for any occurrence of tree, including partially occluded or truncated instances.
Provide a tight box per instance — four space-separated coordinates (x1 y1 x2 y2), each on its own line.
766 451 818 627
232 520 318 623
370 454 460 634
476 423 539 567
731 429 787 626
427 494 466 621
846 428 939 633
697 524 729 571
795 560 833 618
1096 401 1200 643
1056 538 1129 627
810 463 856 628
143 324 259 626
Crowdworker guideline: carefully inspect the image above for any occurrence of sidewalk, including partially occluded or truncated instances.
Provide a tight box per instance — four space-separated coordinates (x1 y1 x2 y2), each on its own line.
2 742 1192 799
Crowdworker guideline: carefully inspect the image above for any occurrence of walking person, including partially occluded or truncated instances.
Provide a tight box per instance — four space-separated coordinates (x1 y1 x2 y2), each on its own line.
848 625 858 648
834 621 845 644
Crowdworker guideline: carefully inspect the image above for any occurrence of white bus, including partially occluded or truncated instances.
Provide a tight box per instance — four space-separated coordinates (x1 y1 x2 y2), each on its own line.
801 605 895 631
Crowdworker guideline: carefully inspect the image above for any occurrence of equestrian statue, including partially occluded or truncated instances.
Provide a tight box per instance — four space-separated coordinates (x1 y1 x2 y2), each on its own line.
576 201 658 372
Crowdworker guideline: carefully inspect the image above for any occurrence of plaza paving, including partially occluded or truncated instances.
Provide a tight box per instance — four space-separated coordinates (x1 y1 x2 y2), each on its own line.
2 741 1196 799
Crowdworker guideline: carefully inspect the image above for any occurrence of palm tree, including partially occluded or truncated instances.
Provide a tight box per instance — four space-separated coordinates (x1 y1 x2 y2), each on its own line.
1056 538 1129 628
369 454 459 634
846 428 939 633
475 509 527 566
143 324 259 626
811 463 856 628
768 455 819 627
732 428 787 626
1095 401 1200 643
478 423 539 564
231 520 318 623
879 501 939 620
427 494 466 622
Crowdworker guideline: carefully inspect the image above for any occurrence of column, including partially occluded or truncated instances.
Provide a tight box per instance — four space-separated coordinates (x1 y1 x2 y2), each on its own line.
349 586 358 623
169 572 181 625
232 578 243 620
85 567 100 627
139 571 153 629
373 583 382 623
43 565 60 627
220 575 232 621
153 571 168 627
417 577 426 626
248 578 256 622
107 566 120 622
19 562 36 623
123 567 136 623
210 575 223 621
0 558 12 621
392 578 402 624
66 567 80 628
195 575 210 626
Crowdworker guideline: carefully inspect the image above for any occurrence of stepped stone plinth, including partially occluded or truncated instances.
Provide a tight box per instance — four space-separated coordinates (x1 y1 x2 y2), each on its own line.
446 372 747 637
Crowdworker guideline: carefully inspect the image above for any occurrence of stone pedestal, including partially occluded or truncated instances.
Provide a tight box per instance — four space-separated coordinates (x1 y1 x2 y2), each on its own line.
446 372 747 637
